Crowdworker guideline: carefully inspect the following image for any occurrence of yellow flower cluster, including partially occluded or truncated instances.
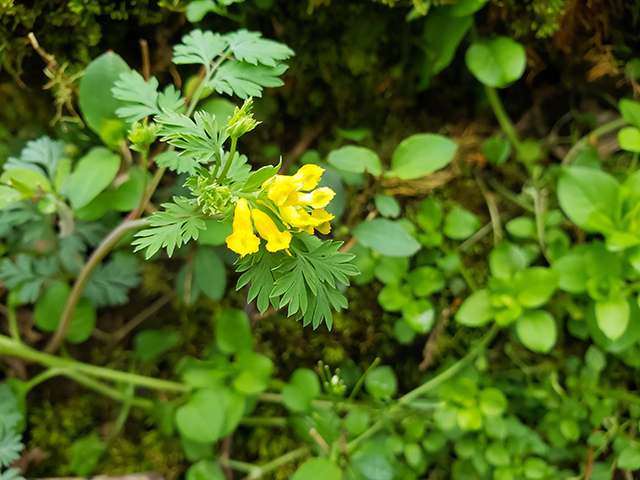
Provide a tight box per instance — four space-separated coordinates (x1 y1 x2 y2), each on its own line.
225 165 336 257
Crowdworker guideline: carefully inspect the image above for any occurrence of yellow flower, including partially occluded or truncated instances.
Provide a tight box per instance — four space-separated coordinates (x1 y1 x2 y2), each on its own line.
296 187 336 209
251 209 292 252
225 198 260 257
312 209 334 234
293 164 324 191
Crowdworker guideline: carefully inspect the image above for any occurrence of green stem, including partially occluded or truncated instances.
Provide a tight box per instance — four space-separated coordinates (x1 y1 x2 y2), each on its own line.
240 417 288 427
7 306 20 342
218 458 256 473
0 335 190 393
218 136 238 182
562 117 627 166
106 384 134 443
486 178 535 213
456 254 478 292
347 357 381 402
629 152 639 174
397 324 501 406
22 367 64 392
346 419 385 453
44 218 149 354
243 446 310 480
65 370 153 410
484 85 523 155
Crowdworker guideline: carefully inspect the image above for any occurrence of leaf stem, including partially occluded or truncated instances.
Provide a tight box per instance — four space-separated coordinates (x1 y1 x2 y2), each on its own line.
218 136 238 182
397 324 501 406
243 446 310 480
484 85 523 156
346 357 380 402
44 218 149 354
7 306 20 342
562 117 627 166
0 334 190 393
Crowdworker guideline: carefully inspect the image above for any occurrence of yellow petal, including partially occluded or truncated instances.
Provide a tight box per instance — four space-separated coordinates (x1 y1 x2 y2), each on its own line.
316 222 331 235
293 164 324 191
296 187 336 209
265 176 304 206
226 198 260 257
251 209 292 252
311 208 335 224
232 198 254 233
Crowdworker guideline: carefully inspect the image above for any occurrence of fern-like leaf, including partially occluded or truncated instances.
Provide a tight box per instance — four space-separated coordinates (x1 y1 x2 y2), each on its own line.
208 61 288 99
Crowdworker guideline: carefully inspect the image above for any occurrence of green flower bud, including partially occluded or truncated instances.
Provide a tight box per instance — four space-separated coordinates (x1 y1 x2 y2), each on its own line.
196 178 234 216
128 122 161 153
226 97 261 139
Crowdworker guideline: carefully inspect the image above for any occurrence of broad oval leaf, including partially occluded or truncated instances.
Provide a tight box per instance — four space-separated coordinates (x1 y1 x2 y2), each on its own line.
455 289 494 327
557 166 619 233
327 146 382 176
515 310 557 353
512 267 559 308
465 37 526 88
291 458 342 480
595 294 630 341
175 389 226 443
193 247 226 301
386 134 457 180
215 309 253 354
618 126 640 153
78 52 131 135
65 147 121 208
352 219 421 257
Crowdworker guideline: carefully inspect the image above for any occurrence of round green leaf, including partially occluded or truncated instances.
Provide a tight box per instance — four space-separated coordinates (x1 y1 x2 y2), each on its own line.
215 309 253 354
489 242 527 279
34 282 96 344
186 460 226 480
404 442 426 471
523 458 548 480
515 310 557 353
386 134 457 180
443 208 481 240
0 169 52 193
352 219 421 257
457 406 483 431
111 167 147 212
595 294 630 341
402 299 435 334
479 388 508 417
291 458 342 480
378 283 412 312
327 145 382 176
374 256 409 285
512 267 559 308
618 447 640 470
455 289 494 327
482 135 511 164
64 147 121 208
618 126 640 153
78 52 131 135
416 197 443 232
619 98 640 128
465 37 526 88
282 368 321 412
552 253 587 294
175 389 226 443
485 442 510 466
193 247 227 301
505 217 536 239
394 319 417 344
365 366 398 399
344 408 370 436
233 351 274 395
134 330 180 360
374 194 401 218
407 266 446 297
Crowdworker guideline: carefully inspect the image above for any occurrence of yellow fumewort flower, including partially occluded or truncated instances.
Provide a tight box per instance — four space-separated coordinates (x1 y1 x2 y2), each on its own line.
225 198 260 257
262 164 326 206
251 209 292 252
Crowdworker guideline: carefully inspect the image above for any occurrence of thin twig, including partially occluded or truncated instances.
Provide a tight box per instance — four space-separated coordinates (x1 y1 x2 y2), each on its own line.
475 172 503 245
419 305 451 371
139 39 151 81
111 292 176 343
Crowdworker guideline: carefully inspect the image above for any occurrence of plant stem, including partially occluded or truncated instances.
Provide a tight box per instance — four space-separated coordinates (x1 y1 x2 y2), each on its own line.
7 306 20 342
484 85 522 155
346 419 385 453
397 324 501 406
218 458 256 473
218 136 238 182
240 417 288 427
243 446 310 480
347 357 380 402
106 384 134 443
0 334 190 393
562 117 627 166
44 218 149 354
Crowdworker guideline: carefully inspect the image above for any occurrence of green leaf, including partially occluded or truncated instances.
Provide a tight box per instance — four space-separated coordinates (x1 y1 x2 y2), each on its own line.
112 70 160 122
33 282 96 343
215 309 253 354
505 217 536 239
193 247 227 301
282 368 321 412
0 186 22 210
595 294 630 341
133 197 206 258
485 442 510 466
175 389 226 443
352 219 421 257
374 194 401 218
64 147 120 208
344 408 370 436
78 52 131 135
402 299 435 334
386 134 457 180
173 29 228 66
557 167 620 233
618 447 640 470
377 283 412 312
111 167 147 212
68 432 106 476
407 266 446 297
4 136 66 180
443 208 480 240
233 351 274 395
134 330 180 360
156 110 224 165
208 61 288 99
619 98 640 128
327 146 382 176
336 127 372 141
552 252 587 294
450 0 489 16
457 406 483 431
154 150 198 175
242 161 281 192
291 458 342 480
0 417 22 468
365 366 397 399
455 289 494 326
479 388 508 417
512 267 559 308
523 457 548 480
0 255 57 304
482 135 511 164
490 242 527 279
225 29 294 67
516 310 557 353
83 253 141 307
186 460 226 480
618 126 640 153
465 37 526 88
416 198 443 232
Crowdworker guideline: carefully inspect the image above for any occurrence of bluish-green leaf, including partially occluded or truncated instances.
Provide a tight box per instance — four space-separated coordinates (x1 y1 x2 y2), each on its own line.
386 134 457 180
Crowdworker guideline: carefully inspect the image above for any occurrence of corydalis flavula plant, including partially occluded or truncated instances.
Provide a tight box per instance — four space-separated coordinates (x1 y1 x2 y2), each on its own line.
111 29 358 329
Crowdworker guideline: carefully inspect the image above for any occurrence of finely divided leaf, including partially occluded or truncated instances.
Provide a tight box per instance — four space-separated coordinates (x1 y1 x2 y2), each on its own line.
225 29 294 67
173 30 228 66
133 197 206 258
84 254 141 307
112 71 160 122
5 136 65 179
0 429 22 469
154 151 199 175
158 84 185 112
236 248 285 313
156 110 224 164
208 61 288 99
0 255 57 303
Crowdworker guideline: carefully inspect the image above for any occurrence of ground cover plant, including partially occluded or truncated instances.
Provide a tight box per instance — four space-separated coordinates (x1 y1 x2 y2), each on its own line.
2 0 640 479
